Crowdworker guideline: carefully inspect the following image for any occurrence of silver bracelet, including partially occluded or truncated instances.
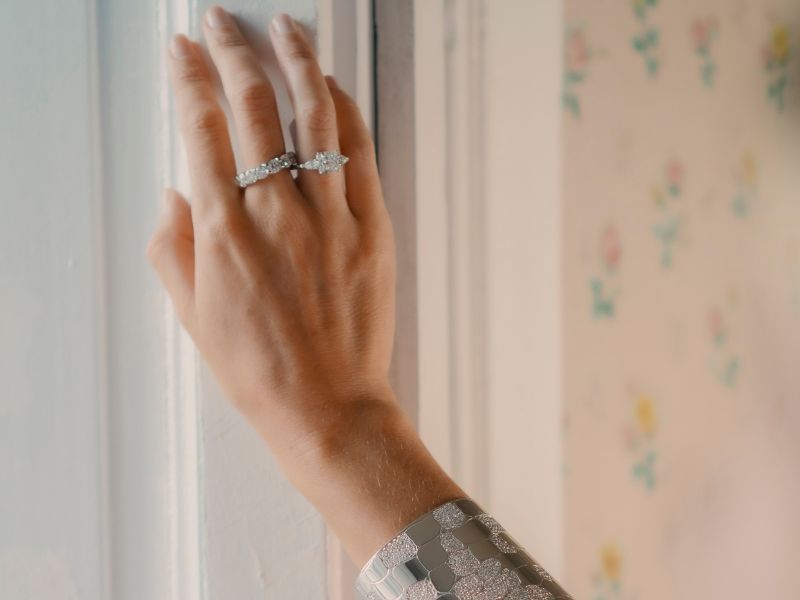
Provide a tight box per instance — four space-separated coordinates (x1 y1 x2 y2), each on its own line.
355 498 573 600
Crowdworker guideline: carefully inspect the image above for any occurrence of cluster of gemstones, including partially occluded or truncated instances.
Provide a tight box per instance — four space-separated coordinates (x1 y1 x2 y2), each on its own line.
356 499 573 600
234 152 296 187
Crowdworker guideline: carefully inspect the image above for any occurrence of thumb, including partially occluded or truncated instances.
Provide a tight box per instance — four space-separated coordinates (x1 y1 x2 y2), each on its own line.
147 188 196 329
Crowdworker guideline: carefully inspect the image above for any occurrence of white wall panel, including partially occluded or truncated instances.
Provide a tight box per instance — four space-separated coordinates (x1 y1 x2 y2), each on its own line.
414 0 565 580
0 1 107 597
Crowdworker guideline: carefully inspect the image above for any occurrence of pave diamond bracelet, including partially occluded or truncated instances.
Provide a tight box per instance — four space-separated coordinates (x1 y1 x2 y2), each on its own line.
355 498 573 600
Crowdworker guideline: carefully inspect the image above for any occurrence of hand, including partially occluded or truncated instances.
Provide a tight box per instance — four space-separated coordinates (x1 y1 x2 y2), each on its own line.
149 7 463 567
148 8 396 458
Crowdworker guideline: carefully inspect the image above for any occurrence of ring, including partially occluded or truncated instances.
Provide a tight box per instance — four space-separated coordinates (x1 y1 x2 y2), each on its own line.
293 150 349 174
234 151 297 188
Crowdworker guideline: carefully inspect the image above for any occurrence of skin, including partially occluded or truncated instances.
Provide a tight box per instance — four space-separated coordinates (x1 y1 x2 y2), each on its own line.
148 7 463 566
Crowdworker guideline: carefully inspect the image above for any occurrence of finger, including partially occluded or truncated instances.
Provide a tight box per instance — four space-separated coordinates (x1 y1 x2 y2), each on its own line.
269 14 348 217
147 188 197 330
168 34 238 217
324 76 385 222
202 6 294 197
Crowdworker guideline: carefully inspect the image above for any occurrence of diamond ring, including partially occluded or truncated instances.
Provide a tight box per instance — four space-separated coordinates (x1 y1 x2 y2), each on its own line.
293 150 349 174
234 151 297 188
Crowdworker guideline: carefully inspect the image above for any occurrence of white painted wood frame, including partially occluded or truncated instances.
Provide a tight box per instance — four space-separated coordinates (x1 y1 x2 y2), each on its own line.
413 0 566 578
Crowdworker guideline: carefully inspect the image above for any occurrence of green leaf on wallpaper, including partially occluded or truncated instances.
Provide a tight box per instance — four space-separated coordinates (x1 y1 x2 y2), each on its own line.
566 71 585 84
721 357 740 387
645 28 659 47
646 56 660 76
590 279 614 318
702 62 716 87
632 35 646 52
563 93 581 117
632 450 656 490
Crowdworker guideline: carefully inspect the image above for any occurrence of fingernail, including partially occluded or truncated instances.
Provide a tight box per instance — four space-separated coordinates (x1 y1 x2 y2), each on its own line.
205 5 229 29
170 34 192 58
271 14 296 34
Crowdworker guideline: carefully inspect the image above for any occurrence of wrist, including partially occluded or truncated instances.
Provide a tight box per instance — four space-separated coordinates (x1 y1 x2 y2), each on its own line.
268 382 465 565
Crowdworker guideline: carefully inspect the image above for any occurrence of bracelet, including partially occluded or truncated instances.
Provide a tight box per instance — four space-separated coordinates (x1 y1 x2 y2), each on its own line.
355 497 572 600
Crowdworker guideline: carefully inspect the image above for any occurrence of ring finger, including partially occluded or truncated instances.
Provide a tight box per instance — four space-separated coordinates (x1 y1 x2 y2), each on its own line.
269 14 348 218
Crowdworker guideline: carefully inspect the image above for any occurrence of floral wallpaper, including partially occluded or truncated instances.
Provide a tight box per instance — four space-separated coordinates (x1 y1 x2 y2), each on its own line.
562 1 800 598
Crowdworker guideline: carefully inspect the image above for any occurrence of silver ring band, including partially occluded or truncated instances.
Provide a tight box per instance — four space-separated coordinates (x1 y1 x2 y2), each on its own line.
294 150 349 174
355 498 573 600
234 151 296 188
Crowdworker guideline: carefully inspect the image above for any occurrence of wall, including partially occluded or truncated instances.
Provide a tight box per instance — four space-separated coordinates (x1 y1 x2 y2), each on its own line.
562 0 800 598
0 1 108 597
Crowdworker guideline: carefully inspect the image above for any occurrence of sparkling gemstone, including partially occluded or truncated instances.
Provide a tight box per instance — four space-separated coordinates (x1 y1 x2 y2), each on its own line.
451 574 482 599
476 514 503 535
433 503 467 530
525 585 555 600
405 579 437 600
314 150 348 173
440 531 465 553
532 564 553 582
490 533 517 554
379 532 418 569
476 558 502 581
448 548 480 577
482 573 509 600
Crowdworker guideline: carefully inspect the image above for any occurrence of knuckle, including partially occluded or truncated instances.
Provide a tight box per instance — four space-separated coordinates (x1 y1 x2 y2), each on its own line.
214 26 247 48
176 60 207 84
350 138 376 163
199 206 243 245
236 79 275 114
186 105 226 137
146 231 174 264
284 37 315 62
336 89 359 111
269 207 311 247
300 102 336 134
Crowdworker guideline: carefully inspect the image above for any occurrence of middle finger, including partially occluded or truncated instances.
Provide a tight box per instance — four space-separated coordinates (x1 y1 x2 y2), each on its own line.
203 6 294 197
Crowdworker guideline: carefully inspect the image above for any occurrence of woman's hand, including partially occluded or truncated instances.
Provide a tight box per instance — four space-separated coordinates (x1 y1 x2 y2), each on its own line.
148 9 396 457
148 7 463 566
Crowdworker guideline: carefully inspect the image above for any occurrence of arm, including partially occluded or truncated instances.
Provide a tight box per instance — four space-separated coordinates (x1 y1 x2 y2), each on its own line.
148 7 569 598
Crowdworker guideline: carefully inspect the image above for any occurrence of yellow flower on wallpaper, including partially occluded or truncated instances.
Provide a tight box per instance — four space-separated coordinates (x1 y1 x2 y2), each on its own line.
771 25 790 64
600 543 622 581
740 152 757 186
650 185 665 208
636 395 656 435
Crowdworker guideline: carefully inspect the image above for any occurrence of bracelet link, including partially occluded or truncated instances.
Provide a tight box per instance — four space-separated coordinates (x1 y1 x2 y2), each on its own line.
355 498 572 600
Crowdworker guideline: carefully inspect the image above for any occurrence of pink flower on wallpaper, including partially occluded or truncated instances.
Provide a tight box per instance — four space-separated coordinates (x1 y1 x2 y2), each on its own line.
591 226 620 318
691 17 719 87
692 17 718 51
566 29 589 72
708 305 740 387
708 307 725 343
666 160 684 195
601 225 622 271
563 25 592 117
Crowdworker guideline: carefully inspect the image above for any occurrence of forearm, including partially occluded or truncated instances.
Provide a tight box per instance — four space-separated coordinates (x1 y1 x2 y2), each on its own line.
262 385 465 566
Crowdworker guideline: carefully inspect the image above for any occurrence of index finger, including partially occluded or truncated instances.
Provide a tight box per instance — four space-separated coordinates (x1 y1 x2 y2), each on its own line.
168 34 239 215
